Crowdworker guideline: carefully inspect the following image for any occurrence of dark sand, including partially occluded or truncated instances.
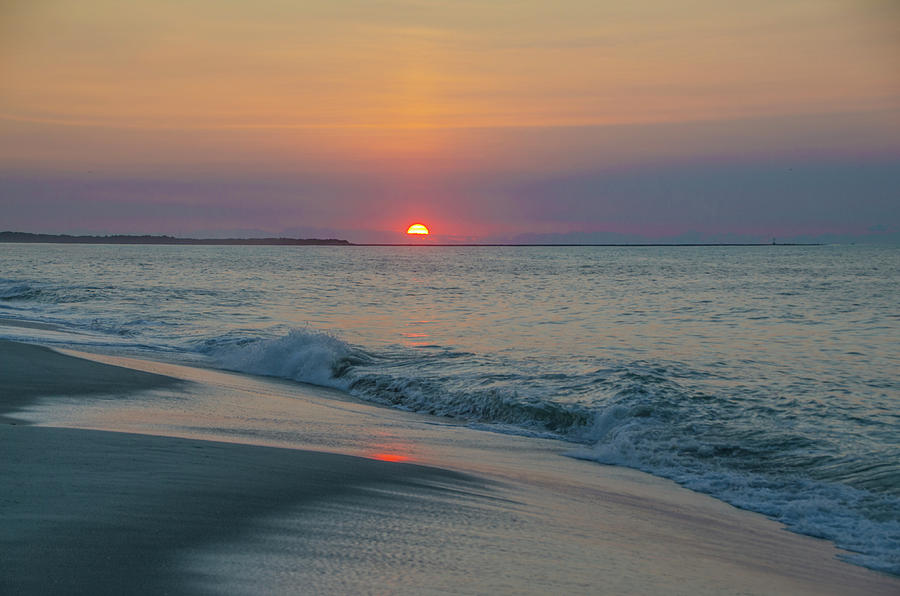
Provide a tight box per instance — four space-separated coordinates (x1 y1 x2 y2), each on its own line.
0 426 477 595
0 340 182 422
0 341 480 594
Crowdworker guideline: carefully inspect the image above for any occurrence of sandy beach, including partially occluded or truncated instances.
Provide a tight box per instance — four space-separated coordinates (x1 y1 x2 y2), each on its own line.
2 338 898 595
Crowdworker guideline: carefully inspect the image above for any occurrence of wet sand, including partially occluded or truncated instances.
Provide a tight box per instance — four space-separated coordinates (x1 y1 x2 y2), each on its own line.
2 339 898 595
0 340 181 422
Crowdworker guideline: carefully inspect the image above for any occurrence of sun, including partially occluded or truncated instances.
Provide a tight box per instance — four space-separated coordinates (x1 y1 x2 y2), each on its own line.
406 223 429 235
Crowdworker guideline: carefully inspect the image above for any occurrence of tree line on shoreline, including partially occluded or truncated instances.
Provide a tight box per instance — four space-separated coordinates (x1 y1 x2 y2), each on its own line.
0 231 352 246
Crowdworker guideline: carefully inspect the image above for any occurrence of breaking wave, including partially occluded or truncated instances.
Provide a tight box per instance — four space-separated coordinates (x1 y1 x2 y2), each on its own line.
199 329 370 388
199 329 594 435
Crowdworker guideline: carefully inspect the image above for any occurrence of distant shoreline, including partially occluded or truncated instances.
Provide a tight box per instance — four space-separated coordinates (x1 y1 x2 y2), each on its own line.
355 242 821 247
0 231 352 246
1 231 821 247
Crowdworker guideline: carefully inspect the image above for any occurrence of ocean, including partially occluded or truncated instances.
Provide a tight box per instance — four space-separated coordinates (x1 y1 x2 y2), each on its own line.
1 243 897 575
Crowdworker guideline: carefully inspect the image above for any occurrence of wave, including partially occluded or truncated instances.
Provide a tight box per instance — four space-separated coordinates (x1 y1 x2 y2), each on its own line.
198 327 900 575
199 329 370 388
199 328 594 435
568 403 900 574
0 279 101 304
0 283 44 301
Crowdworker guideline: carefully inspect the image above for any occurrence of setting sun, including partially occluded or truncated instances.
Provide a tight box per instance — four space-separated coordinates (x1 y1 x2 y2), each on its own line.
406 223 429 235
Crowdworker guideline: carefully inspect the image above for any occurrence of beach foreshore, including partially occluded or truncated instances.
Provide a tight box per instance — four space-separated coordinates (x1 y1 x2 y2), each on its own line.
1 338 897 595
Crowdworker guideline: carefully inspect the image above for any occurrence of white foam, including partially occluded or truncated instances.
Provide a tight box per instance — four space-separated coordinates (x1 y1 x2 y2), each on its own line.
204 329 360 389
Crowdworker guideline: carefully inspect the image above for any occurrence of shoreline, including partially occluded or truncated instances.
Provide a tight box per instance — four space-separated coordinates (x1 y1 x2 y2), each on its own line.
0 340 183 423
2 338 898 594
0 339 488 594
1 240 822 247
1 232 825 247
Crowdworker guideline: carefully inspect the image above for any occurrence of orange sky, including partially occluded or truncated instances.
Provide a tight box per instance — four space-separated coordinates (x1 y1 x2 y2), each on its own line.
1 0 898 241
4 1 898 129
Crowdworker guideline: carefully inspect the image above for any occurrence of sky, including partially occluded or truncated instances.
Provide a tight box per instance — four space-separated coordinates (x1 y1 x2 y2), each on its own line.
1 0 898 243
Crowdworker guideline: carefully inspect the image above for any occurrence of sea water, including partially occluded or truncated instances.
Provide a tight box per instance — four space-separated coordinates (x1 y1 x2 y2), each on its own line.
1 243 897 574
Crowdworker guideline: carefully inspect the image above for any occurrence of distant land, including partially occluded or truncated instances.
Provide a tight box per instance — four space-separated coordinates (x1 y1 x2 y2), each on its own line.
0 231 353 246
1 231 824 247
358 241 820 247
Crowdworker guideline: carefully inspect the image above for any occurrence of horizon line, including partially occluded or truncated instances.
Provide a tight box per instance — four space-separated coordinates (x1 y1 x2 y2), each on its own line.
0 231 822 248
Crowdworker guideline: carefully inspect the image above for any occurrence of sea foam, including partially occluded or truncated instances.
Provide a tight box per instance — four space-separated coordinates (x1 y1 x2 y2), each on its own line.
201 329 368 389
